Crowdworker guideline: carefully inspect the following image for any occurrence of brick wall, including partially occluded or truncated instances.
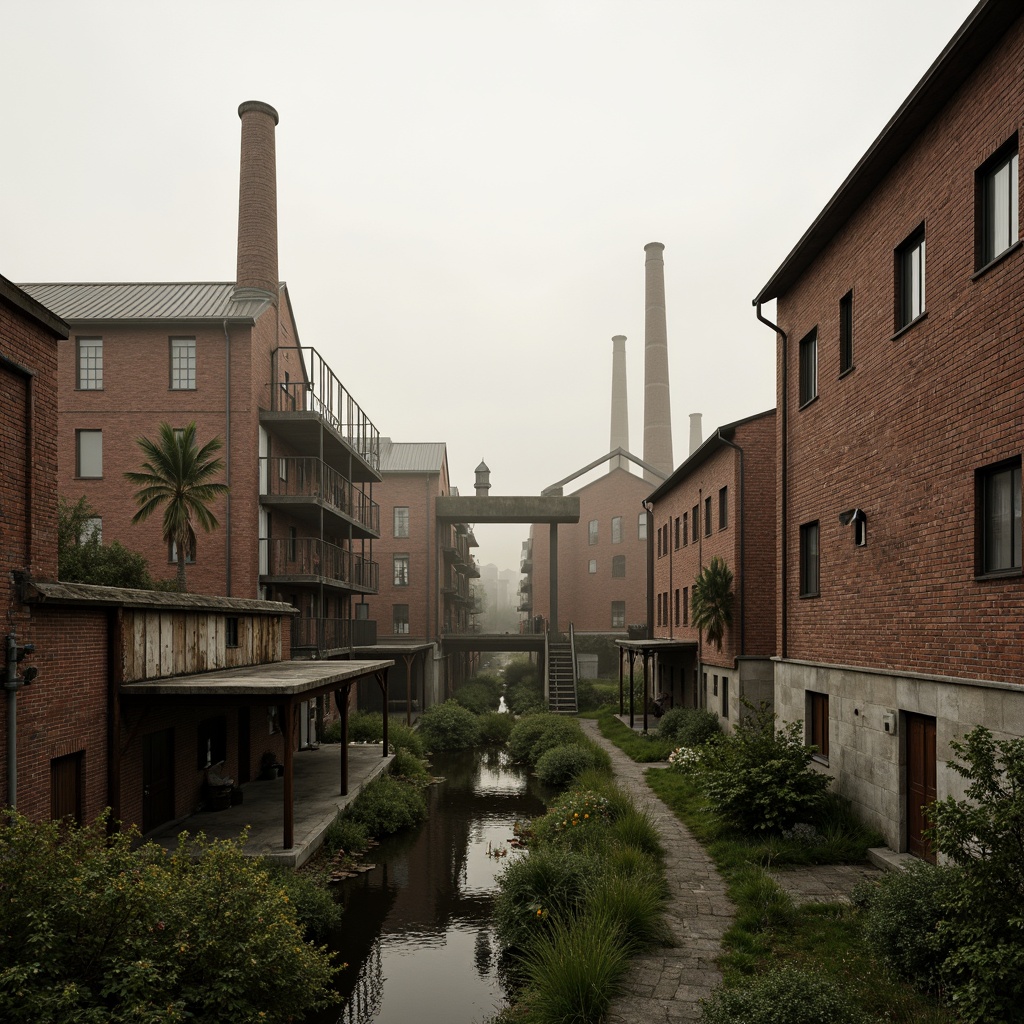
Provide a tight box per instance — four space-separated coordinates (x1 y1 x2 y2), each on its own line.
775 18 1024 685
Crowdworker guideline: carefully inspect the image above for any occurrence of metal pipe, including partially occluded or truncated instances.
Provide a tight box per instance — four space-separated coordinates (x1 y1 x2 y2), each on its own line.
222 320 232 596
716 429 745 657
754 301 787 658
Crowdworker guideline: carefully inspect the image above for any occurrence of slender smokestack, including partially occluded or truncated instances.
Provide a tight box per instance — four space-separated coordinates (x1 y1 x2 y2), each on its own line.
609 335 629 472
689 413 703 456
643 242 673 482
235 100 280 300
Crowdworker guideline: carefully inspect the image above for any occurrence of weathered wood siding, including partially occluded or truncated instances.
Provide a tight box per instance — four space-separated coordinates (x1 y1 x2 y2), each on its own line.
120 611 282 682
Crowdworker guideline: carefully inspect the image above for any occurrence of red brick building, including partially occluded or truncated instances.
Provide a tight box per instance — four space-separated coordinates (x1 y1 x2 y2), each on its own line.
753 0 1024 858
523 453 656 639
644 410 776 730
356 439 480 709
23 102 382 657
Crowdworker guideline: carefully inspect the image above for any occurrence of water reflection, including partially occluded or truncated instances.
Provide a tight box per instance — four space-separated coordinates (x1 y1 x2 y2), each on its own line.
314 747 548 1024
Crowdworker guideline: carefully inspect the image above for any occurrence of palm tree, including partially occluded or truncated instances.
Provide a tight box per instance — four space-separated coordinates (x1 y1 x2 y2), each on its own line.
691 556 735 652
125 422 229 592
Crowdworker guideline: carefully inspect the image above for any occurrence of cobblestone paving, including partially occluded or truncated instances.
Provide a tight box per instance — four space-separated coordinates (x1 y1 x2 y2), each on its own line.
579 719 733 1022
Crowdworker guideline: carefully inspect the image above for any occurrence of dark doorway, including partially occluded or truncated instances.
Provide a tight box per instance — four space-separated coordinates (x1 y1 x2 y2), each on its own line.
237 707 251 784
906 713 937 863
50 752 83 823
143 728 175 834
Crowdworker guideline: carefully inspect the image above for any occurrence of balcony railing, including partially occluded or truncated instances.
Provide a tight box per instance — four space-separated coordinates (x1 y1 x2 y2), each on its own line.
260 456 380 534
269 346 380 471
291 617 378 651
261 536 379 592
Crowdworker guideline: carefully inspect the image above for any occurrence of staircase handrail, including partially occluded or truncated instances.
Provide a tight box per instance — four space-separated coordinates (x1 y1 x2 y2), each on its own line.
568 622 578 713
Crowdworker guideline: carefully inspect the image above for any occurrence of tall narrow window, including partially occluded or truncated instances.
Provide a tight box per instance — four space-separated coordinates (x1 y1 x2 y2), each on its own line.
170 337 196 390
393 605 410 634
77 338 103 389
637 513 647 540
588 559 597 574
979 459 1022 574
674 588 680 626
611 601 625 628
394 507 410 538
897 227 926 329
674 517 681 549
978 138 1019 267
719 486 728 530
800 521 820 597
611 516 622 543
704 497 712 536
682 586 689 625
393 554 410 586
288 526 297 562
588 520 599 545
839 291 853 375
682 511 688 546
808 691 829 761
611 555 626 578
799 328 818 406
691 505 698 543
76 429 102 478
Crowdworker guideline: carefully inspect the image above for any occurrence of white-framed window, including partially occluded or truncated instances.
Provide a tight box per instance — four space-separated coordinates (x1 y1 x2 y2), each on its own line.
611 601 626 629
394 507 410 538
76 429 102 478
611 555 626 578
637 513 647 540
611 516 622 544
77 338 103 389
978 138 1019 268
588 519 598 545
80 517 102 544
588 559 597 574
393 604 410 634
170 540 195 564
897 227 926 329
170 337 196 390
394 554 410 586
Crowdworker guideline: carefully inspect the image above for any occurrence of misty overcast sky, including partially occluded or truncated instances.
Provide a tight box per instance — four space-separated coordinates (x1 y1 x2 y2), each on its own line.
5 0 976 570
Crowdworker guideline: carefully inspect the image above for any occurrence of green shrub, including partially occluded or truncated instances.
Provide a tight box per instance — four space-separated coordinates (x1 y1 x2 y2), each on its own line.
494 846 600 952
576 678 617 712
535 743 606 787
263 861 342 942
505 661 544 715
696 702 830 833
347 774 427 837
323 815 370 859
658 706 721 746
387 720 426 758
507 713 554 763
923 725 1024 1023
699 966 869 1024
321 717 343 744
525 716 587 765
0 812 338 1024
391 745 430 783
852 861 958 995
585 865 671 950
531 788 614 849
348 710 384 742
504 658 539 688
516 907 631 1024
417 699 480 751
478 711 514 744
452 679 499 715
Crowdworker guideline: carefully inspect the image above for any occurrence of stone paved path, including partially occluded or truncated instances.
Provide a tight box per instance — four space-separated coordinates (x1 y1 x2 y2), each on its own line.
579 719 732 1023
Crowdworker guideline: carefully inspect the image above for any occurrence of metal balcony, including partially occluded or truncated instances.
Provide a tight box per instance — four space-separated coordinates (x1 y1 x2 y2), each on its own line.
259 456 380 538
291 617 378 654
261 537 379 594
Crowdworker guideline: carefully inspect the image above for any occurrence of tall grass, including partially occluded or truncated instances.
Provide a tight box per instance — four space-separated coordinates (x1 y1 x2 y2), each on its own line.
596 709 675 761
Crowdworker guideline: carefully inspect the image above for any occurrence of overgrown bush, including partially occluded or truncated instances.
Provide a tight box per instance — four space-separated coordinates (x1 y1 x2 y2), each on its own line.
699 966 868 1024
347 710 384 743
417 699 480 751
695 701 830 833
852 861 958 995
390 745 430 783
576 678 618 712
387 720 426 758
452 676 501 714
323 815 370 859
0 812 338 1023
534 743 606 787
263 861 342 942
478 711 514 744
346 774 427 836
507 714 587 767
504 660 544 715
925 726 1024 1023
658 706 721 747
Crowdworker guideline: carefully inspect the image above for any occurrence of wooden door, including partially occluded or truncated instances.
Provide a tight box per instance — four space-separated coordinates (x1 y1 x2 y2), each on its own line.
906 713 937 863
50 753 82 823
143 728 175 834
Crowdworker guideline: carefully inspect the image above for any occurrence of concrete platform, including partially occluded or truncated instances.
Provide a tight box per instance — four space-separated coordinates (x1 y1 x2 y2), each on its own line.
150 742 394 868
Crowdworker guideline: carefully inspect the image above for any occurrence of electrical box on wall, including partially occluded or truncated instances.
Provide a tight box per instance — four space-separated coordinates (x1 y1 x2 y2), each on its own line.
882 711 897 735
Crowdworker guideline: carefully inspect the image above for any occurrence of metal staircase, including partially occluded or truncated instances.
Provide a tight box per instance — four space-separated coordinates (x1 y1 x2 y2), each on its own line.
546 624 578 714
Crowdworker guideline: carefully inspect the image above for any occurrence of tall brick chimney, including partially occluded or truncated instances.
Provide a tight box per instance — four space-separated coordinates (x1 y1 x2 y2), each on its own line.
235 101 280 300
643 242 673 482
609 335 629 472
689 412 703 456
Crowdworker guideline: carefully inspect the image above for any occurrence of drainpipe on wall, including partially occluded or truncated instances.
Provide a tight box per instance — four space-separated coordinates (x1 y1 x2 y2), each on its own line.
698 487 703 707
642 499 654 639
222 321 232 596
716 429 744 658
754 302 787 659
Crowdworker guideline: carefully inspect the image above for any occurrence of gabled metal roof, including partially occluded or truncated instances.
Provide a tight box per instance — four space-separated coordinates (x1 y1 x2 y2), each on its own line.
17 282 274 324
378 438 448 474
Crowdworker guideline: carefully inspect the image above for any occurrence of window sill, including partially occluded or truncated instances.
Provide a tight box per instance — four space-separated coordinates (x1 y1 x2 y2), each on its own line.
838 366 855 380
972 239 1022 280
811 754 830 767
798 394 819 411
975 567 1022 582
890 311 928 342
799 591 820 599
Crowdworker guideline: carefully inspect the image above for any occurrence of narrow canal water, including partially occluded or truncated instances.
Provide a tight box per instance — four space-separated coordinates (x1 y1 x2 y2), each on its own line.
311 746 550 1024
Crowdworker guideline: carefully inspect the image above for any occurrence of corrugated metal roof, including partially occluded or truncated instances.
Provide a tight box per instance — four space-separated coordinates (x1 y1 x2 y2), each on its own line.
17 282 274 323
378 438 447 474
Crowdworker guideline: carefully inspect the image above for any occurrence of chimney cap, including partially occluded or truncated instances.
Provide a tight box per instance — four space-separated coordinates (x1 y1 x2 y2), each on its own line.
612 334 626 343
644 241 665 254
238 100 279 125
